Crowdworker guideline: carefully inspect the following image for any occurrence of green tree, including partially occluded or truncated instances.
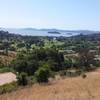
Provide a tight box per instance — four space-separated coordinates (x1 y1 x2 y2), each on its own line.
35 65 51 83
17 72 28 86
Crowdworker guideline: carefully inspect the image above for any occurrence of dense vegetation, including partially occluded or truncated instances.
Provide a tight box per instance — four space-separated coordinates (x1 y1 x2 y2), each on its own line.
0 30 100 89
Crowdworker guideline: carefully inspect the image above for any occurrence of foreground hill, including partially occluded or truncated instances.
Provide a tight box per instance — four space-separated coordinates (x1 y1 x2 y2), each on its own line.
0 69 100 100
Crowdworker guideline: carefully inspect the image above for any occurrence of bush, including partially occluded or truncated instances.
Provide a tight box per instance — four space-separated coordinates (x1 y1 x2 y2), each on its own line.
11 59 39 76
35 67 51 83
0 82 18 94
17 72 28 86
0 66 14 73
94 61 100 67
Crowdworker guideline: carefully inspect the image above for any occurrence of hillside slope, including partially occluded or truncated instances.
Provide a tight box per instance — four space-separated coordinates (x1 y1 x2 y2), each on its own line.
0 69 100 100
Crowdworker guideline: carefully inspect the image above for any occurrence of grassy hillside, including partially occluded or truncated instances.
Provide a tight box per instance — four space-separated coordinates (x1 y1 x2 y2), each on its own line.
0 68 100 100
0 30 100 98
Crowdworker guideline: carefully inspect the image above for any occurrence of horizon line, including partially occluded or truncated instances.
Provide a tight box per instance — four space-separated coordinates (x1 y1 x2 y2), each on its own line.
0 27 100 31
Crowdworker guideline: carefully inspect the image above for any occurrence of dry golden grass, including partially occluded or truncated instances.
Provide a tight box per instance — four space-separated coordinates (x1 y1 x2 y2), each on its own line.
0 69 100 100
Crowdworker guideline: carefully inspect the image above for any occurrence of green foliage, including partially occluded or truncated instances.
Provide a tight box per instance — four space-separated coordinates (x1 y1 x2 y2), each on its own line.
11 58 39 76
64 58 73 68
17 72 28 86
11 47 64 75
0 82 18 94
0 66 14 73
35 65 51 83
0 30 100 86
17 43 25 48
94 61 100 67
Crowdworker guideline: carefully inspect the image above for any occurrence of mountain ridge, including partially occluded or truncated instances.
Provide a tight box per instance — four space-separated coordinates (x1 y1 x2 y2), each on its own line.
0 27 100 37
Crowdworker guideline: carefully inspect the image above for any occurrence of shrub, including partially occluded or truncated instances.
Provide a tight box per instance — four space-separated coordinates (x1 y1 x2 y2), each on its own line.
0 82 18 94
11 59 39 76
35 67 51 83
17 72 28 86
0 66 14 73
94 61 100 67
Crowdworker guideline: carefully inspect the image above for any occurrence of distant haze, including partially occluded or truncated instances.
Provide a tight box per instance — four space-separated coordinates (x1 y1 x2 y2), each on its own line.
0 28 100 37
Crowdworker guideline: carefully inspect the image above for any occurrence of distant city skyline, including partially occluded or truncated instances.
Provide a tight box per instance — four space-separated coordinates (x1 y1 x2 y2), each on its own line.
0 0 100 30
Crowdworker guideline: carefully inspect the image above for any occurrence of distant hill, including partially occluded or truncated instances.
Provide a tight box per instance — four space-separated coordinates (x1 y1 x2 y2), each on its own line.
0 28 100 37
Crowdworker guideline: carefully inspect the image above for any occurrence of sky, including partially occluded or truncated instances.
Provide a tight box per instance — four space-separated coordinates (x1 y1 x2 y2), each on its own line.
0 0 100 30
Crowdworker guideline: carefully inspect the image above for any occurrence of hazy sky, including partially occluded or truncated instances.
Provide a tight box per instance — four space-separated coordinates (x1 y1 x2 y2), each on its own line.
0 0 100 30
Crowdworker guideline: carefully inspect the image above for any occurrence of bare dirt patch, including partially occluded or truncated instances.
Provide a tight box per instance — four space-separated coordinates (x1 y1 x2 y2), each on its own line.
0 72 17 86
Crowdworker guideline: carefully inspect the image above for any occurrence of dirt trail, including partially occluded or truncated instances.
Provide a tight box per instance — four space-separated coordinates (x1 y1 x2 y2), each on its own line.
0 72 16 86
0 69 100 100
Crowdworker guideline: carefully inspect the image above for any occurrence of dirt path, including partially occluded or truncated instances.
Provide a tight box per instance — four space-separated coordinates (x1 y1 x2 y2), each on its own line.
0 70 100 100
0 72 16 86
